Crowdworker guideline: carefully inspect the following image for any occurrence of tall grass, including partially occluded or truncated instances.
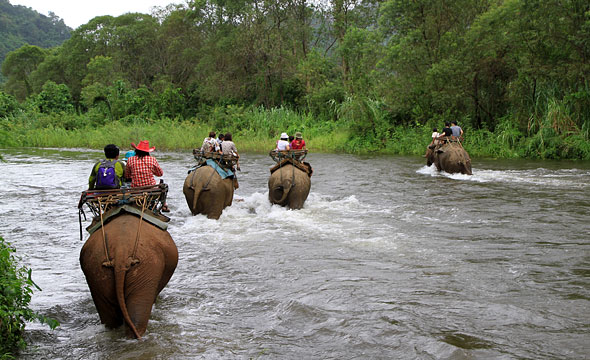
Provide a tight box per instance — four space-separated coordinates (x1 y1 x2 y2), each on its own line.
1 104 589 159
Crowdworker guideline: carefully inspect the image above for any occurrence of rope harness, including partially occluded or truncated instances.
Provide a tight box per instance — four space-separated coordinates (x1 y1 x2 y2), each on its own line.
78 184 169 267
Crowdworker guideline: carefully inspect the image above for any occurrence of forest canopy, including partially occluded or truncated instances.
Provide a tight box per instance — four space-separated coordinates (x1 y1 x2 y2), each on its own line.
1 0 589 159
0 0 71 83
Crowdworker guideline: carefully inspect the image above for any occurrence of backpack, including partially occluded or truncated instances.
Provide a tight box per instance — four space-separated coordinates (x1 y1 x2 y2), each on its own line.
95 160 120 189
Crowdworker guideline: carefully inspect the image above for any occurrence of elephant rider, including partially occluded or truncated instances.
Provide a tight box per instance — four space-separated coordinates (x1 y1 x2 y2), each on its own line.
276 132 291 151
289 132 307 161
88 144 125 190
437 122 453 144
124 140 170 212
450 120 464 141
290 132 306 150
220 132 240 189
201 131 221 154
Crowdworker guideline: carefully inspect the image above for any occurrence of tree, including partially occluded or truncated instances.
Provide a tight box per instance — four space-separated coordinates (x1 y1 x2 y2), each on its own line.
1 45 46 100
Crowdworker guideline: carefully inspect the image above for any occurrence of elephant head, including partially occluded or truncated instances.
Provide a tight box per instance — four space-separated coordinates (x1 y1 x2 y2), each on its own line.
183 165 234 219
425 146 435 167
80 214 178 339
268 164 311 209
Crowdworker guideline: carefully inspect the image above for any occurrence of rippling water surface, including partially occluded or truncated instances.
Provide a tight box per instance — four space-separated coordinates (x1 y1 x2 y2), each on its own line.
0 148 589 359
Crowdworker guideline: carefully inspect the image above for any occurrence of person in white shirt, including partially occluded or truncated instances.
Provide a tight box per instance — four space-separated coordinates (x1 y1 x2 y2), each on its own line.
201 131 220 153
276 132 291 151
430 128 440 146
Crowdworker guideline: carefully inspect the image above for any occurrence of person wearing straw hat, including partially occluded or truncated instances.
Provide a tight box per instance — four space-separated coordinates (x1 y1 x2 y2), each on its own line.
124 140 169 212
276 132 290 151
290 132 306 150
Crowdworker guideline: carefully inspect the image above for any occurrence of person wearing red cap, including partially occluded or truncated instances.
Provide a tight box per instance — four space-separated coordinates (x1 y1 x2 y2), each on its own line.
124 140 169 211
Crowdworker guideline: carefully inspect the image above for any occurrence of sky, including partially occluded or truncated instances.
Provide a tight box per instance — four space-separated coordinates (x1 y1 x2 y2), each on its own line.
9 0 185 29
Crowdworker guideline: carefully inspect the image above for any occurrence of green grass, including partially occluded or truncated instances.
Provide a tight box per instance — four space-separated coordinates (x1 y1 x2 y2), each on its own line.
1 107 589 159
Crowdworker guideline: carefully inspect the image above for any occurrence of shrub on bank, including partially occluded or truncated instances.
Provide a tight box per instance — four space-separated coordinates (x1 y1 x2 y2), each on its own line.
0 236 58 358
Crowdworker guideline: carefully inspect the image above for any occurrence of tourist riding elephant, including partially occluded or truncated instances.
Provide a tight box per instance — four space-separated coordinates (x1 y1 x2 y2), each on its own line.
80 214 178 339
425 142 472 175
268 162 312 209
183 165 234 219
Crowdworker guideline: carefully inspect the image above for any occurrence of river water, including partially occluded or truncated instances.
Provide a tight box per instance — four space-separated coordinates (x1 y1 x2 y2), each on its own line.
0 148 589 359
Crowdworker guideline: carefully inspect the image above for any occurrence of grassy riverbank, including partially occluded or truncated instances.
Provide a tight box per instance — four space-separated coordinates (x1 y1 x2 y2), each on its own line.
1 108 589 160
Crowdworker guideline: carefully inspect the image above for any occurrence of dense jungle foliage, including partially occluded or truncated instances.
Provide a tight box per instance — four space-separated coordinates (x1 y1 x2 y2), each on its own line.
1 0 589 159
0 0 71 83
0 236 59 359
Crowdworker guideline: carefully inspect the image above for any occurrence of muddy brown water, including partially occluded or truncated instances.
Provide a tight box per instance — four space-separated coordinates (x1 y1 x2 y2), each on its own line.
0 148 588 359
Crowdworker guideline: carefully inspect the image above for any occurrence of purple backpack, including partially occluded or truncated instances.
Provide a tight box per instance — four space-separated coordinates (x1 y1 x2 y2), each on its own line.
95 160 119 189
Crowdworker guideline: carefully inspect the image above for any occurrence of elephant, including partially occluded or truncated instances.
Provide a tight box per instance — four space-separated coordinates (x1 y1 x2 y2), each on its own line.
183 165 234 219
425 142 472 175
80 214 178 339
268 162 312 209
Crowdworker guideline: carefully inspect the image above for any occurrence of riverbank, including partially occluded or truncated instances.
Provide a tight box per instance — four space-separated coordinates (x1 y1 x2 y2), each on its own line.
1 111 589 160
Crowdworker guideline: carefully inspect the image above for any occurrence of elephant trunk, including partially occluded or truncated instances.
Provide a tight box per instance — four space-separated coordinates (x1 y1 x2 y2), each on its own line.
461 161 473 175
115 256 141 339
271 176 292 204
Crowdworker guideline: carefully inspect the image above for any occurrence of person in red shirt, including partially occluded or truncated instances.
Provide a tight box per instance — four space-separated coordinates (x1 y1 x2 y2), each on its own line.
124 140 169 212
290 132 306 150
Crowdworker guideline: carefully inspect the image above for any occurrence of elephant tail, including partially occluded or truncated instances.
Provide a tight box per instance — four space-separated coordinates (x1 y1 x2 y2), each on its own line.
115 258 141 339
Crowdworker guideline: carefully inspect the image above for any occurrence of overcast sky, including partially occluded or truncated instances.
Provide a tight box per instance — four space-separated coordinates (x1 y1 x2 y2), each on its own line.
9 0 184 29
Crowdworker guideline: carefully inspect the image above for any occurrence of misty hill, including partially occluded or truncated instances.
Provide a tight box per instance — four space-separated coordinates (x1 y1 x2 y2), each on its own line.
0 0 71 83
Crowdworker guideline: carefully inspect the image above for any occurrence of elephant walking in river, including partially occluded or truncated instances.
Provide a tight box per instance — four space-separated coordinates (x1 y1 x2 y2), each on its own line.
425 142 472 175
80 214 178 339
183 165 234 219
268 161 312 209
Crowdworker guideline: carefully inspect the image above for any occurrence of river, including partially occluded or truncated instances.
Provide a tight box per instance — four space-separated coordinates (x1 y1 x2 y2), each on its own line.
0 148 589 359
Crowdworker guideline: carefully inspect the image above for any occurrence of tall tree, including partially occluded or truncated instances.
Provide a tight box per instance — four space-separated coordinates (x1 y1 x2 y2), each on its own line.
1 44 46 100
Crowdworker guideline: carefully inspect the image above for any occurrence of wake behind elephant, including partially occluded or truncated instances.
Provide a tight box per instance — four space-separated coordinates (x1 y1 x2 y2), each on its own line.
80 214 178 339
268 159 312 209
183 163 234 219
425 142 472 175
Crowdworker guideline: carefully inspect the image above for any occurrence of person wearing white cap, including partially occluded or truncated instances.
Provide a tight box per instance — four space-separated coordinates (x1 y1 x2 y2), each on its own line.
276 132 291 151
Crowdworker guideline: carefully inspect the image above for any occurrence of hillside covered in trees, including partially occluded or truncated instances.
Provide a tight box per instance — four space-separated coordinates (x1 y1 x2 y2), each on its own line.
0 0 71 83
1 0 589 159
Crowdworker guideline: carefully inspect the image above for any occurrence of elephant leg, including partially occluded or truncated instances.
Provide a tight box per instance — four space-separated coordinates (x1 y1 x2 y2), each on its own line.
81 247 123 328
224 179 234 208
87 276 123 328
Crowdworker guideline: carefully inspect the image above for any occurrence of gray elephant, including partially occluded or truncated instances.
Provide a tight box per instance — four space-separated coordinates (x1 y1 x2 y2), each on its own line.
80 214 178 339
268 161 312 209
425 142 472 175
183 165 234 219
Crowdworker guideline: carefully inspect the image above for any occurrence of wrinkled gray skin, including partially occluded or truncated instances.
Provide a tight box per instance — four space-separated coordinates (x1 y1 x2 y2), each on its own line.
183 165 234 219
268 164 311 209
80 214 178 339
425 142 472 175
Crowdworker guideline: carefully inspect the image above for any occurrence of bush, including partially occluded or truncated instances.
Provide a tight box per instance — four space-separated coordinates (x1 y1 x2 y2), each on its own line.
0 236 58 358
34 81 75 114
0 92 21 118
